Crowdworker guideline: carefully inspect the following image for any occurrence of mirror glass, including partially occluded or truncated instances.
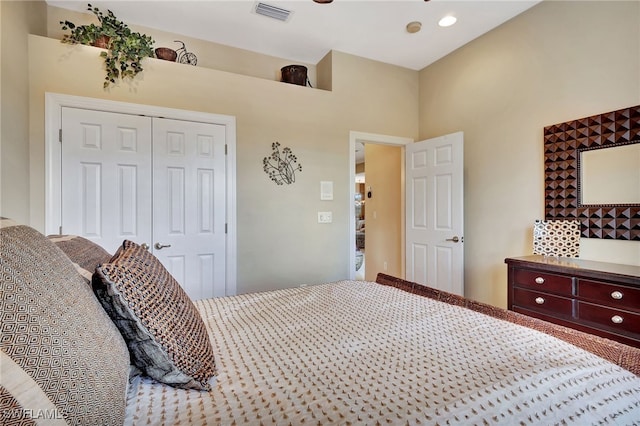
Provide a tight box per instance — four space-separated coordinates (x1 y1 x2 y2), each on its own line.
580 143 640 205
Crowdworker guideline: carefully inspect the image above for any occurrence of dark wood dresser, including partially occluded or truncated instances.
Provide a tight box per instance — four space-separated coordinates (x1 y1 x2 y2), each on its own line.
505 255 640 348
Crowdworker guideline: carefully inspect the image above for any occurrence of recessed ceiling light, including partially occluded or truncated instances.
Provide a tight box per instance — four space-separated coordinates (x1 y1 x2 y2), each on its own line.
406 21 422 34
438 15 457 27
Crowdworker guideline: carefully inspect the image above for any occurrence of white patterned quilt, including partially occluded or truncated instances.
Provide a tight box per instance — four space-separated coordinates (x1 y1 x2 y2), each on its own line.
125 281 640 425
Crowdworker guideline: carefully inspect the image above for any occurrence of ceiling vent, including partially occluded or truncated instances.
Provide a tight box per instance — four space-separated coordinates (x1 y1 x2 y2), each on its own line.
253 2 293 22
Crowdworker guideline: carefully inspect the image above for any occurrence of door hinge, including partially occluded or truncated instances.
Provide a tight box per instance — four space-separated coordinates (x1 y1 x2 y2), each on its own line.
59 226 63 235
224 144 228 155
225 223 228 234
59 129 62 143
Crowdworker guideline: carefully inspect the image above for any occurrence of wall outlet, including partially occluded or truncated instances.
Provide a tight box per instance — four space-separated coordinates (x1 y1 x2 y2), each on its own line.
318 211 332 223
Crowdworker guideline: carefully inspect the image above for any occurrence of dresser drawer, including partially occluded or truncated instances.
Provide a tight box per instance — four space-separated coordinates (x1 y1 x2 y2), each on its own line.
577 280 640 313
577 302 640 335
513 287 573 317
513 269 573 296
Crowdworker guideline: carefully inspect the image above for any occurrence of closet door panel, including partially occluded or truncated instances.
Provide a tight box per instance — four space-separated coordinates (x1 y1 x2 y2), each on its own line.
166 166 186 234
153 118 227 300
61 107 153 254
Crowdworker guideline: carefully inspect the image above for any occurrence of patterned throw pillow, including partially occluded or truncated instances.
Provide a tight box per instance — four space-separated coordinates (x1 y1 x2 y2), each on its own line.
93 240 217 390
0 219 130 425
47 234 112 282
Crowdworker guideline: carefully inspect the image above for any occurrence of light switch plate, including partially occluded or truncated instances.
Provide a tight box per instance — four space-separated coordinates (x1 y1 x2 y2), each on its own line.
320 181 333 200
318 211 332 223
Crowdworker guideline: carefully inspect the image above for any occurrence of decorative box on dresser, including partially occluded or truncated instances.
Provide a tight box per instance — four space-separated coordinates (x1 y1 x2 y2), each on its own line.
505 255 640 348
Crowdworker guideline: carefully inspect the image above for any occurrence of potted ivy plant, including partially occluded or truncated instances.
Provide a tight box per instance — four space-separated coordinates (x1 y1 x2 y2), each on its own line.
60 3 155 88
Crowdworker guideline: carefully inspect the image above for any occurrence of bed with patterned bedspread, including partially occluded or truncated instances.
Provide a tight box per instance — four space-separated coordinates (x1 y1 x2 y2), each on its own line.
125 278 640 425
1 219 639 425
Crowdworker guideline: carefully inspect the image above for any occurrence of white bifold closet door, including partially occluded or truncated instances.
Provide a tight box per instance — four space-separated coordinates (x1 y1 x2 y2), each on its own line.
151 117 226 300
61 107 226 300
61 108 153 253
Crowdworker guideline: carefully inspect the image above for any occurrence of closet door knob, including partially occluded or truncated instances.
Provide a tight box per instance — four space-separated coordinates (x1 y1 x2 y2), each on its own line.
155 243 171 250
141 243 150 250
611 291 623 300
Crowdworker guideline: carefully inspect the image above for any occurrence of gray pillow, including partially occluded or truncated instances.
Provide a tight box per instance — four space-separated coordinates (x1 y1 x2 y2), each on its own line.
47 234 111 283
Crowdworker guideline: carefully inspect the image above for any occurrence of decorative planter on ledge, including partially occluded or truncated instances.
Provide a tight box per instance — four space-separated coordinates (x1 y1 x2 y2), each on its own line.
155 47 177 62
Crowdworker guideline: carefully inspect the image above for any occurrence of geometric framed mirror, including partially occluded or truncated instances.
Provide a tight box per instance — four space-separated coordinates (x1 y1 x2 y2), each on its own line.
543 105 640 240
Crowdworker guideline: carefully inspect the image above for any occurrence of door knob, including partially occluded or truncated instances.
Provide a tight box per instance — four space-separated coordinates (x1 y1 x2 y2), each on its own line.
446 236 460 243
140 243 150 250
154 243 171 250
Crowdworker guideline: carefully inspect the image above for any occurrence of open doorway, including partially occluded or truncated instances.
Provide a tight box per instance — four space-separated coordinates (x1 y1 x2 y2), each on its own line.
354 144 366 280
348 132 413 281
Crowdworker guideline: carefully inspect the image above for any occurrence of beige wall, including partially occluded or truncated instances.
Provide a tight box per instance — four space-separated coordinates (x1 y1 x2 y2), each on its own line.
363 144 403 281
418 0 640 307
4 1 639 306
0 1 46 224
23 5 418 294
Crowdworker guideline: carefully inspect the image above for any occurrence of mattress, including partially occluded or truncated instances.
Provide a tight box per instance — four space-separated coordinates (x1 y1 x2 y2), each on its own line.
124 280 640 425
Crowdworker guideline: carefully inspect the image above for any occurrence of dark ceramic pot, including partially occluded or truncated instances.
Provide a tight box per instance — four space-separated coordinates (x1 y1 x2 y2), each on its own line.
92 35 111 49
155 47 177 62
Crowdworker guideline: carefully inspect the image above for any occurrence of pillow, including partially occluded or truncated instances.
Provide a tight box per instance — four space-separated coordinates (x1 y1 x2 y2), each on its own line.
0 219 130 425
92 240 217 390
47 234 111 282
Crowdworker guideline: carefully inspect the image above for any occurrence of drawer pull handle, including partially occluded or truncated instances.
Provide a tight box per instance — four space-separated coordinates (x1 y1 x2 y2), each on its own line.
611 315 624 324
535 297 545 305
611 291 623 300
535 277 545 284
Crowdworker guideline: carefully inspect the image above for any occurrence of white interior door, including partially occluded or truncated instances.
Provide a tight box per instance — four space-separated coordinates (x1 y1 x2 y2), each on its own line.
152 118 227 300
405 132 464 295
61 107 153 254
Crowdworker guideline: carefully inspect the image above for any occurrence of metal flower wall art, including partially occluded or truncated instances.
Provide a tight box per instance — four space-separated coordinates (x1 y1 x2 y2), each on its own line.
263 142 302 185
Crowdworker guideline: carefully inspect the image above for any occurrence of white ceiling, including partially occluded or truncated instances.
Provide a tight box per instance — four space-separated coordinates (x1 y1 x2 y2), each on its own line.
47 0 541 71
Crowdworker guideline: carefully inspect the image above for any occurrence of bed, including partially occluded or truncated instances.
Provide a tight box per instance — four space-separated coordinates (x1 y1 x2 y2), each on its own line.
125 275 640 425
2 221 639 425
